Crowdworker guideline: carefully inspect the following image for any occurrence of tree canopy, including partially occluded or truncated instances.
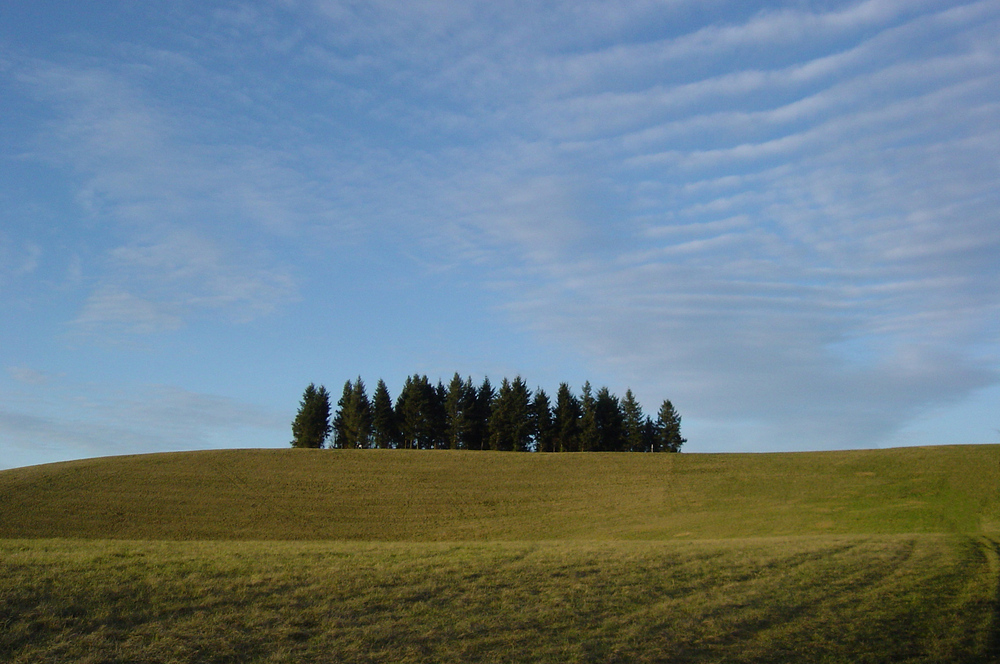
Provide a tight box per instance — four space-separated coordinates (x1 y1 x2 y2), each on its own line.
298 374 685 452
290 383 332 449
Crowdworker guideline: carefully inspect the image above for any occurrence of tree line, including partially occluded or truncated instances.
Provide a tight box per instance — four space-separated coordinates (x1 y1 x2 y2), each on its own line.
291 374 686 453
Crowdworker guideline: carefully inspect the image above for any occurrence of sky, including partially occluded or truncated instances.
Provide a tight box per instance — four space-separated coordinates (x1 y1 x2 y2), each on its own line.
1 0 998 470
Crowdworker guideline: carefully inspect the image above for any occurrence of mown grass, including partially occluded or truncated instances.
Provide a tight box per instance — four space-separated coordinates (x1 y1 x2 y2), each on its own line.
2 535 998 663
2 445 1000 662
1 445 998 540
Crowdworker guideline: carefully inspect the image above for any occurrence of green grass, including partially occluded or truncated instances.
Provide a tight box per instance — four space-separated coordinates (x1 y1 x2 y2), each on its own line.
2 445 999 540
3 536 999 663
2 446 1000 662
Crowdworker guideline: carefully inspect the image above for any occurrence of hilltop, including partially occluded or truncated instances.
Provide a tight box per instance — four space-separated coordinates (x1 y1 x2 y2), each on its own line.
4 446 1000 663
2 445 998 540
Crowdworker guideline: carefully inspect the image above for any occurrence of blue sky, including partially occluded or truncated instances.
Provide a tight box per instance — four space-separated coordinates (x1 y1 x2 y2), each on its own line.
2 0 998 469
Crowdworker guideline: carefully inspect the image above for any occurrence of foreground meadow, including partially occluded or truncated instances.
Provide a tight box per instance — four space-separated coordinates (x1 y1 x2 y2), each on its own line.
3 535 998 663
2 446 1000 662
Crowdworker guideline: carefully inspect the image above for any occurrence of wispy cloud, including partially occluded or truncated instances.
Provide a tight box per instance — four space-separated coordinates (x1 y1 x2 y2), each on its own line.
383 0 1000 448
70 230 297 335
7 366 57 386
0 233 42 283
16 62 307 336
4 0 998 455
73 287 184 336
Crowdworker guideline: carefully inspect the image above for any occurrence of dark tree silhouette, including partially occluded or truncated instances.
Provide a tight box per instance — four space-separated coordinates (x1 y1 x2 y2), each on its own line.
621 389 646 452
594 386 625 451
656 399 687 453
468 377 495 450
532 388 555 453
371 379 399 449
445 373 476 450
489 376 533 451
290 383 332 449
312 374 686 453
553 383 582 453
335 377 372 449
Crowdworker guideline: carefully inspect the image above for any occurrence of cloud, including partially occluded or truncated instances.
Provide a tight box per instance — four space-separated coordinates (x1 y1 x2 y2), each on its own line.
60 227 299 336
73 287 184 336
0 235 42 284
5 0 998 453
7 366 57 386
409 1 1000 449
15 62 308 337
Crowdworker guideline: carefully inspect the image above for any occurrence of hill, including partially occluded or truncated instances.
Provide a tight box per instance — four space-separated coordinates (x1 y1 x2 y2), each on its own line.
2 445 998 540
4 446 1000 662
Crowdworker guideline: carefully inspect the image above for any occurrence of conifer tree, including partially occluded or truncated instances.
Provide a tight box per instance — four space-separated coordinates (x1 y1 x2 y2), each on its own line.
621 389 646 452
431 379 448 449
511 376 533 451
489 376 532 451
579 381 599 452
371 379 398 449
594 386 624 451
656 399 687 452
396 375 424 449
342 377 373 448
395 374 442 449
468 377 495 450
290 383 332 449
531 387 554 452
553 383 581 452
445 373 475 450
331 380 353 448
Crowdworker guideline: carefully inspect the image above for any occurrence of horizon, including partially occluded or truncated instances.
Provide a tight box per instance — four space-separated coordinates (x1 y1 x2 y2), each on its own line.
2 0 998 471
3 440 994 474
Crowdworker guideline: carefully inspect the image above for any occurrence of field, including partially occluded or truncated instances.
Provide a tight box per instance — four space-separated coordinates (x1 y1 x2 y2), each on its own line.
2 446 1000 662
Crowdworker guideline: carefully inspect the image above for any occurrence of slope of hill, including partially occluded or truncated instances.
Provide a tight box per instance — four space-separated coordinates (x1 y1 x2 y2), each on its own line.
2 445 998 540
4 446 1000 663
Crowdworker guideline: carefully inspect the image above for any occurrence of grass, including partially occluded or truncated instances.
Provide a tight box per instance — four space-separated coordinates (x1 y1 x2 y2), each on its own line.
3 535 998 663
1 445 999 540
2 445 1000 662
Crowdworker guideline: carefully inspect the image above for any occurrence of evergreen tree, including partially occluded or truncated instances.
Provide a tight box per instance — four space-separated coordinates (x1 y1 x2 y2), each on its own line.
396 375 424 449
621 389 646 452
511 377 533 451
656 399 687 452
371 379 398 448
468 377 495 450
431 379 448 449
395 376 415 449
395 374 441 449
553 383 581 452
331 380 353 448
531 387 554 452
290 383 332 449
579 381 599 452
594 386 624 451
445 373 476 450
343 377 373 448
489 376 532 451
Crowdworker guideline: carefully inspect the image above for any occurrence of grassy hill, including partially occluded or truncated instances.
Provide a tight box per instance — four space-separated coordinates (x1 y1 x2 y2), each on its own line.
1 445 999 540
3 445 1000 663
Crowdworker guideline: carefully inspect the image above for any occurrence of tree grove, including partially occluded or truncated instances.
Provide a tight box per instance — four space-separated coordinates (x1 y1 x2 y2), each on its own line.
295 374 686 452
